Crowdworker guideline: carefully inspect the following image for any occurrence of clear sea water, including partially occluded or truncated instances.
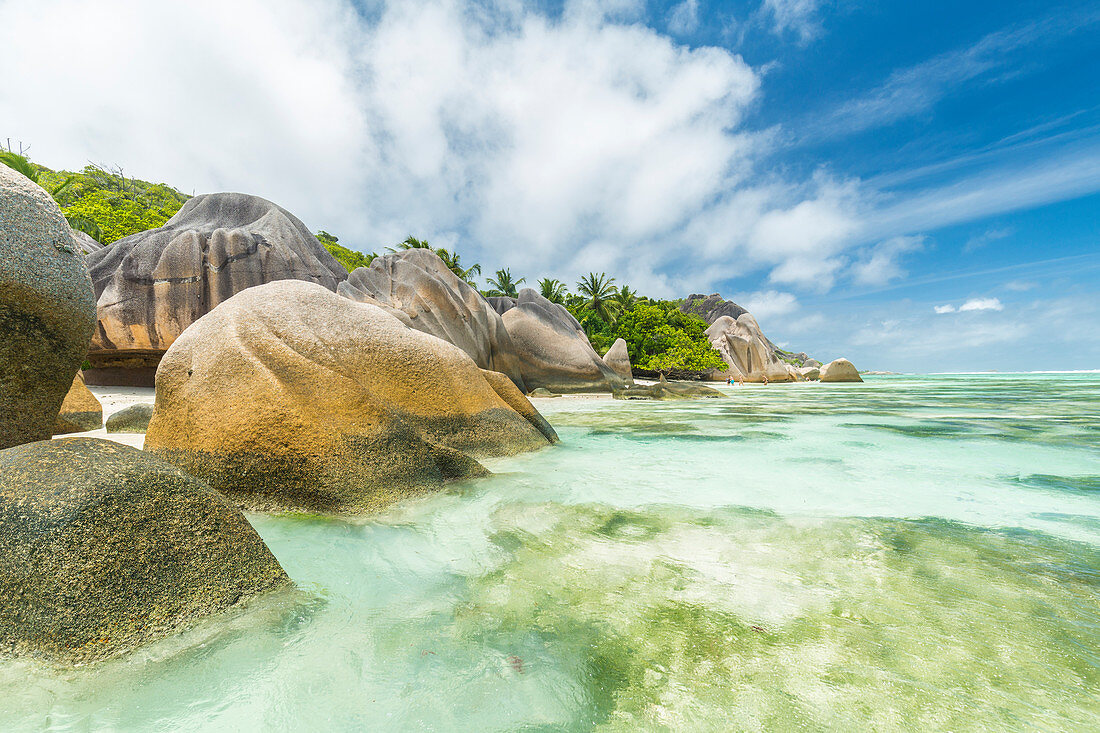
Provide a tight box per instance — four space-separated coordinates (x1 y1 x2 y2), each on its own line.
3 374 1099 731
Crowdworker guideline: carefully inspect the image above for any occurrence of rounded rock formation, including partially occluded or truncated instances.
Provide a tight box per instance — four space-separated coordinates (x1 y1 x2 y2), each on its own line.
144 281 557 513
53 372 103 434
602 338 634 385
0 437 290 663
705 315 793 383
338 249 525 390
84 192 349 385
0 165 97 449
819 358 863 383
106 403 156 433
498 289 624 393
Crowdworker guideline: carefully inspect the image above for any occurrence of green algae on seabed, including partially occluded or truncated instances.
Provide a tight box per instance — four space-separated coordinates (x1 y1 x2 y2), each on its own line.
455 502 1100 731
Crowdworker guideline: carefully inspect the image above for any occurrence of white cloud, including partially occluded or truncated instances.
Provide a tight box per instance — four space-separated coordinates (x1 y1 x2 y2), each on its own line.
964 226 1012 253
762 0 822 43
732 289 799 322
1004 280 1036 291
959 297 1004 312
667 0 700 35
934 304 956 314
851 235 924 286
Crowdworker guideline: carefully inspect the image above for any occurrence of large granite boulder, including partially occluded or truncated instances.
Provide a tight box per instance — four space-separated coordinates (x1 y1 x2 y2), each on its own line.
84 192 349 386
602 338 634 385
53 372 103 434
0 438 290 663
338 249 525 390
497 289 624 393
0 165 97 449
144 281 557 513
705 315 793 383
819 358 863 383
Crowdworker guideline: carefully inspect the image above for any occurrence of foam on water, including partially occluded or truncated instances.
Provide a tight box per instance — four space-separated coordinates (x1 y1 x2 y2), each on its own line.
2 374 1098 731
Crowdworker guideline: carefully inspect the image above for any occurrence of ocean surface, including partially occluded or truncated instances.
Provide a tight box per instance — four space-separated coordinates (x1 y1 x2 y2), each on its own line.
3 373 1099 731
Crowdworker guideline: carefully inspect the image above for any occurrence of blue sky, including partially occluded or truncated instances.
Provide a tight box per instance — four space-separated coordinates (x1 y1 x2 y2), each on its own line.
1 0 1097 371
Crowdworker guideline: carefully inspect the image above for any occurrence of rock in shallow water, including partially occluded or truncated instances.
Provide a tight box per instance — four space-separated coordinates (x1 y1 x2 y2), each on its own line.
144 280 557 513
0 165 97 449
613 375 725 400
819 358 862 383
52 372 103 434
0 438 289 663
105 403 155 433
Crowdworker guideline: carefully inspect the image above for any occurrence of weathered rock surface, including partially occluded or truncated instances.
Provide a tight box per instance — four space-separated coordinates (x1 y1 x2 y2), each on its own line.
106 403 155 433
499 289 624 393
0 438 289 663
705 315 793 383
528 387 561 398
144 281 557 513
84 192 349 385
680 293 749 324
53 372 103 434
602 338 634 385
799 366 821 380
0 165 96 449
819 358 863 383
338 249 525 390
71 229 103 255
613 375 725 400
485 296 516 316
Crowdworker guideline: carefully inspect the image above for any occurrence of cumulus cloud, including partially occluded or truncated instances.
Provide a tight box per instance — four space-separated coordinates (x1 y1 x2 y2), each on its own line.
934 297 1004 314
732 289 799 322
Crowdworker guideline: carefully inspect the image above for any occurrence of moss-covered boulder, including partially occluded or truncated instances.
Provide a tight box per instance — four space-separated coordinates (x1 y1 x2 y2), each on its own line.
53 372 103 434
0 165 96 449
144 281 557 513
0 438 290 663
105 403 155 433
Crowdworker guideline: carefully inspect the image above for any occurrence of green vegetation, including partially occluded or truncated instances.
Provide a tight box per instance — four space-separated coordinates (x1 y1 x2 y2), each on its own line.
316 230 376 271
484 268 525 298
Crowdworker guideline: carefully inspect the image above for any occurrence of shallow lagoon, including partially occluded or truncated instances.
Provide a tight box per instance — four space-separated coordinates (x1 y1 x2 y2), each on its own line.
3 374 1099 731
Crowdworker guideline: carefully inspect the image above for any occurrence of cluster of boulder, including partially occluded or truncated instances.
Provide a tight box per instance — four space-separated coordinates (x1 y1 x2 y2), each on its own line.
680 294 861 383
0 177 566 663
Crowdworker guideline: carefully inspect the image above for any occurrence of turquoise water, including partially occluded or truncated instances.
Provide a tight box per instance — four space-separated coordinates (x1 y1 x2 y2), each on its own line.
3 374 1100 731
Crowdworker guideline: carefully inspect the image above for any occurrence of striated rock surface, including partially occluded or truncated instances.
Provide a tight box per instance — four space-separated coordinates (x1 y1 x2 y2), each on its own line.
106 403 155 433
819 358 863 383
53 372 103 434
0 438 289 663
338 249 525 390
0 165 97 449
144 281 557 513
84 192 349 385
705 315 793 383
500 289 624 393
602 338 634 385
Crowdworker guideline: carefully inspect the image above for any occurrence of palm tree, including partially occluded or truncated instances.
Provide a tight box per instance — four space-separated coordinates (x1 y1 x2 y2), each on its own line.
576 272 620 323
613 285 637 311
437 249 482 285
388 235 433 252
484 268 525 298
538 277 567 304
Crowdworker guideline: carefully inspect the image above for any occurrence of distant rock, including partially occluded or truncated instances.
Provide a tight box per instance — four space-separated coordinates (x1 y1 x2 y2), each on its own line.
144 281 556 513
84 192 349 386
485 296 516 316
0 164 97 449
338 249 526 390
528 387 561 398
681 293 748 323
0 437 290 663
799 365 821 380
613 374 725 400
602 338 634 385
819 358 863 383
500 289 625 393
106 403 155 433
53 372 103 434
705 315 793 383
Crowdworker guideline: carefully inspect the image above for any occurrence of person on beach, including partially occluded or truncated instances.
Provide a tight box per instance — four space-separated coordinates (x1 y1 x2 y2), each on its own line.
762 375 769 385
737 374 744 386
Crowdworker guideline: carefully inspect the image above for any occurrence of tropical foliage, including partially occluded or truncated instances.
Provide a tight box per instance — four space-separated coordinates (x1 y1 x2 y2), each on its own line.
316 230 376 271
538 277 567 304
484 268 525 298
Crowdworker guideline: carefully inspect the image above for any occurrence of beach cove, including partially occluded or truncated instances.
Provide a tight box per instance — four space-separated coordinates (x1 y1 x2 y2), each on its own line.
3 372 1098 730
